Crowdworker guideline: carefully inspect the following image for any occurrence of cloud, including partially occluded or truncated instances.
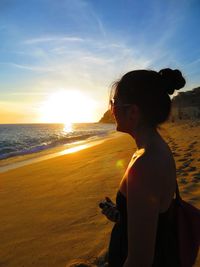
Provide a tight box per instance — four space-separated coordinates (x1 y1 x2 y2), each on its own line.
5 92 49 96
184 58 200 68
23 36 85 45
2 34 155 94
2 0 190 97
0 62 54 72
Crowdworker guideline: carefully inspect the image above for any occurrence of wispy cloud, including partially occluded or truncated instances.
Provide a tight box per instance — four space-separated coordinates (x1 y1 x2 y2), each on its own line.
5 92 49 96
23 36 85 45
1 0 193 98
184 58 200 68
1 34 158 93
0 62 54 72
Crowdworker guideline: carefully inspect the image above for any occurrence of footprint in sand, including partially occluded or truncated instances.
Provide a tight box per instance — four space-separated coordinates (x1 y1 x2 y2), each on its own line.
189 196 200 201
182 166 196 174
191 141 198 145
172 145 179 150
176 169 184 174
193 172 200 178
182 159 194 168
188 166 197 172
176 171 181 176
172 152 180 157
177 148 183 152
167 138 173 143
181 172 189 176
188 142 197 149
192 172 200 183
182 183 196 193
184 152 192 157
170 141 178 146
179 178 188 184
177 158 186 162
192 178 199 183
182 162 190 168
188 146 193 150
191 149 197 153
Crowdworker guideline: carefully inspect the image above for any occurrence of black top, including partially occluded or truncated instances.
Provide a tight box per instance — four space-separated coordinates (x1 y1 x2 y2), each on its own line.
108 190 180 267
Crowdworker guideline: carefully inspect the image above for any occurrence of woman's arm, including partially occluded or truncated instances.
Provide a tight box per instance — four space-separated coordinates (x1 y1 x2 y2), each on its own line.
124 155 161 267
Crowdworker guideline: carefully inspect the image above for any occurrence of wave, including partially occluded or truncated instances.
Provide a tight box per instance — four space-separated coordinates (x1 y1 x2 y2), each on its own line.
0 132 108 160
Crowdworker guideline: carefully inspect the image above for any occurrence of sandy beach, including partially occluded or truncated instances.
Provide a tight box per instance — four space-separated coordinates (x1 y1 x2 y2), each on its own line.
0 121 200 267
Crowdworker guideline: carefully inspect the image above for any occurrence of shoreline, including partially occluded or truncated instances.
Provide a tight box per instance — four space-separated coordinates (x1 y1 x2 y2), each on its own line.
0 131 118 173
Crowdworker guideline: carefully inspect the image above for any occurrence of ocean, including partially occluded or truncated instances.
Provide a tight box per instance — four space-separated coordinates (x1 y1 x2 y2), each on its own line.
0 123 115 160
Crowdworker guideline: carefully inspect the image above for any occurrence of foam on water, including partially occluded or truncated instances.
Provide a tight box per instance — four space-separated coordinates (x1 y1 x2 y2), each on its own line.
0 123 115 160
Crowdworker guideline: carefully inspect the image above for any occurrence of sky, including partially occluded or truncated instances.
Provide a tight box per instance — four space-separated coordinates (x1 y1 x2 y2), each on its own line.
1 0 200 123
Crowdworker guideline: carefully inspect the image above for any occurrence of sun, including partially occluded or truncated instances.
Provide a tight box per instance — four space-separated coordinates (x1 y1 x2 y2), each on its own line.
38 89 96 125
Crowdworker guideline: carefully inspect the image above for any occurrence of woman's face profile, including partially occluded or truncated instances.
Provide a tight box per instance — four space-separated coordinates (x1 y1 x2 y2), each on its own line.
110 96 123 132
111 93 139 133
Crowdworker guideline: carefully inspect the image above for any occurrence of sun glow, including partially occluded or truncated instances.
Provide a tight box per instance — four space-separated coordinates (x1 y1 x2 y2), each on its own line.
38 89 97 124
63 121 73 133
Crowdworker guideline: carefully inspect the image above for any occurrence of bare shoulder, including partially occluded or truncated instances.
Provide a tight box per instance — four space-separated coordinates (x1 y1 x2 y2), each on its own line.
129 151 163 179
127 151 164 197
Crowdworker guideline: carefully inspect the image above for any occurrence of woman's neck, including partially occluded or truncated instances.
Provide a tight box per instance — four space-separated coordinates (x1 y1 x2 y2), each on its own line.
130 125 162 150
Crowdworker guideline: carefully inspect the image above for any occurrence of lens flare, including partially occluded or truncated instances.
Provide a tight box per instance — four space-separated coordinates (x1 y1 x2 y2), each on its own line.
116 159 125 169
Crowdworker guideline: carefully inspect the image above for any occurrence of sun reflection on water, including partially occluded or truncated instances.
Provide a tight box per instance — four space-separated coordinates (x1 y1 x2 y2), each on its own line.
63 122 73 133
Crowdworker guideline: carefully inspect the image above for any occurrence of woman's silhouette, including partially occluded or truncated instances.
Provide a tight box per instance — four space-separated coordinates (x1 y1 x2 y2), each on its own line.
101 69 185 267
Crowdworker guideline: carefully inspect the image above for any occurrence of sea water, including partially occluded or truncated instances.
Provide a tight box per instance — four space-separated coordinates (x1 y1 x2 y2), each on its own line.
0 123 115 160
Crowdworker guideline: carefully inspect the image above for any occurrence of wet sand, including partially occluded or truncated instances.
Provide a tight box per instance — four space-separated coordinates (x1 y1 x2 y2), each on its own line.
0 120 200 267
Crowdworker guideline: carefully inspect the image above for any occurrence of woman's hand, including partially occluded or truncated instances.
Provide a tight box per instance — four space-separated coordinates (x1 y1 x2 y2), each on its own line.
100 197 120 223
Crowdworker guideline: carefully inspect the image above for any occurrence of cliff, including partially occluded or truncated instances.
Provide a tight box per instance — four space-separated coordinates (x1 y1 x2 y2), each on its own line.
99 110 114 123
170 87 200 121
172 87 200 108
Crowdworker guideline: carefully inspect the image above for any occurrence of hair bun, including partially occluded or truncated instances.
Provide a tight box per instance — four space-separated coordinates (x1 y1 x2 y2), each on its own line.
158 68 186 95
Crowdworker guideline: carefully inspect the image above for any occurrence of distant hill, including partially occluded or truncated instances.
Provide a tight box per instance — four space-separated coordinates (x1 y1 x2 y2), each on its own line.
99 110 114 123
99 87 200 123
172 87 200 107
170 87 200 121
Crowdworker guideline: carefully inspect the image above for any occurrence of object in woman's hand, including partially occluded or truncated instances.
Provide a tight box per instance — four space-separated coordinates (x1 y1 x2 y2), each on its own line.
99 199 120 222
99 196 115 208
99 199 115 209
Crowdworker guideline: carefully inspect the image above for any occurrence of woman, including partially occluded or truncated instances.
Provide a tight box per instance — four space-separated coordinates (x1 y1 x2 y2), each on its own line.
100 68 186 267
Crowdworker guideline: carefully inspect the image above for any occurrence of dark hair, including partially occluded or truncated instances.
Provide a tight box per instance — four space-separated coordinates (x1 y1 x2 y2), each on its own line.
111 68 186 127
